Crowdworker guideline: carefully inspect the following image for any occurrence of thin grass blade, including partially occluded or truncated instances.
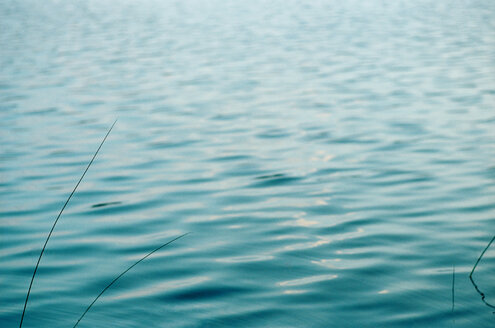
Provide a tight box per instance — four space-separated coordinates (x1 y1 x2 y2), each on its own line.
73 232 189 328
19 120 117 328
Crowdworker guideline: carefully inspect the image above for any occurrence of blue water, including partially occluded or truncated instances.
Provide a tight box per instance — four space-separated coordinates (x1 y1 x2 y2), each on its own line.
1 0 495 327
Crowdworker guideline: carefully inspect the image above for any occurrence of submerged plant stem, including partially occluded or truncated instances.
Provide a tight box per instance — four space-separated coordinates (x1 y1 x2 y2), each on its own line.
73 233 189 328
451 264 455 314
19 120 117 328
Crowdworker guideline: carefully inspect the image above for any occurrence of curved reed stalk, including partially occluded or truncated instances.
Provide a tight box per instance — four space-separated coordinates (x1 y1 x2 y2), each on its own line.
469 235 495 311
19 120 117 328
73 233 189 327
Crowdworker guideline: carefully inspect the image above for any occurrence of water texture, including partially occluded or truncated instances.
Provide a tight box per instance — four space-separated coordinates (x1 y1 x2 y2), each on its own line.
1 0 494 327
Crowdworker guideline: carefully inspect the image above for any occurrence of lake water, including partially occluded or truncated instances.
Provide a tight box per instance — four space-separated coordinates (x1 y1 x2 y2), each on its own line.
1 0 494 327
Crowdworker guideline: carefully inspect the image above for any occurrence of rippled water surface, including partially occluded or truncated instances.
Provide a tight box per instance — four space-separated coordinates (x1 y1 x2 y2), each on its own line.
1 1 495 327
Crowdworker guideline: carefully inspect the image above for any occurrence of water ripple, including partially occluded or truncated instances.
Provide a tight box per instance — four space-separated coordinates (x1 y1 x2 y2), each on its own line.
1 1 494 327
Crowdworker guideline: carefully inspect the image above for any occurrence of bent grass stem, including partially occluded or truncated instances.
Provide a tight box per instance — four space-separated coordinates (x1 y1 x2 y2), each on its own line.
73 233 189 327
19 120 117 328
469 235 495 311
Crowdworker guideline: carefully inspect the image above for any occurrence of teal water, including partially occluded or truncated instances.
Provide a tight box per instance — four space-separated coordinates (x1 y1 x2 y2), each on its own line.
1 0 495 327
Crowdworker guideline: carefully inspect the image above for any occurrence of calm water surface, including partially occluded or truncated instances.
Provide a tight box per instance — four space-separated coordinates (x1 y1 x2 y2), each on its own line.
1 1 495 327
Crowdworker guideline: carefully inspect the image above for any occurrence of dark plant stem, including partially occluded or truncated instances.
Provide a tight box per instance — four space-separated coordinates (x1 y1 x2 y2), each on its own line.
19 120 117 328
451 264 455 314
469 235 495 311
73 233 189 328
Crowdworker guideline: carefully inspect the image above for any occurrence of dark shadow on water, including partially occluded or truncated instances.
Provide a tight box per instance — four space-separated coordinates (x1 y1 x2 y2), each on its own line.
91 201 122 208
251 173 302 188
255 173 286 180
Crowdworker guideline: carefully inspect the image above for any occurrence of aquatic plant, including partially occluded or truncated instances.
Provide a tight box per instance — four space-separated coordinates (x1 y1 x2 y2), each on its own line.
73 233 189 327
19 120 188 327
469 235 495 311
451 264 455 314
19 120 117 328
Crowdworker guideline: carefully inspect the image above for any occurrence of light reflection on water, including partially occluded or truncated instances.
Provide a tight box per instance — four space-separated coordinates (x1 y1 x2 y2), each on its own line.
1 0 495 327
